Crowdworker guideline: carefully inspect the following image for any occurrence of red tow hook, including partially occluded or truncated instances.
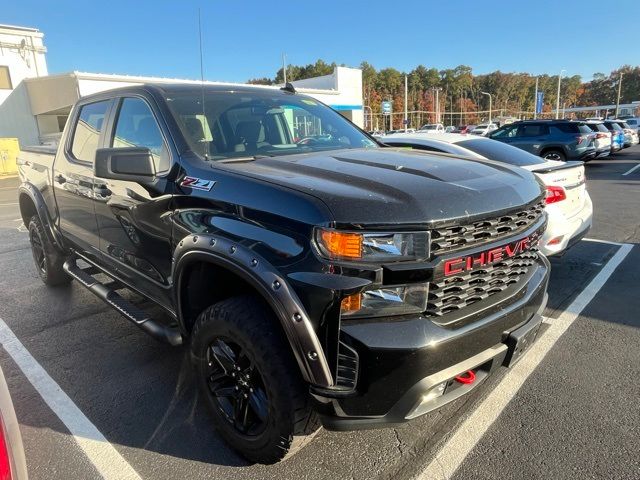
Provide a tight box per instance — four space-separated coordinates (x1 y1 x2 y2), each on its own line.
454 370 476 385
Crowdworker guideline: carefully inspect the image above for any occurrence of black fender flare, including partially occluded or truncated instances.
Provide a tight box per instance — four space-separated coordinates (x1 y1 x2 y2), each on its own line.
172 233 334 388
17 183 64 250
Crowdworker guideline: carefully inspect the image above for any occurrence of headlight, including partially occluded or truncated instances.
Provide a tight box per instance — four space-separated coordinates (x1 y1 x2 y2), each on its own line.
341 284 429 318
315 228 429 262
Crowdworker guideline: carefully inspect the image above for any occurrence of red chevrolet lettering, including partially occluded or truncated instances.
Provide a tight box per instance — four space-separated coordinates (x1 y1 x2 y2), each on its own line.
444 258 465 276
465 252 486 271
444 236 532 277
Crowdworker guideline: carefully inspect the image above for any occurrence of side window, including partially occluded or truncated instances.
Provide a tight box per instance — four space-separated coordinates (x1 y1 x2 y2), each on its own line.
112 97 169 172
519 124 549 137
491 125 517 138
71 100 110 162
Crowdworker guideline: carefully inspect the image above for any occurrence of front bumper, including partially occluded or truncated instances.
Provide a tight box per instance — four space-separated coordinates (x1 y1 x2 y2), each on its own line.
313 255 550 430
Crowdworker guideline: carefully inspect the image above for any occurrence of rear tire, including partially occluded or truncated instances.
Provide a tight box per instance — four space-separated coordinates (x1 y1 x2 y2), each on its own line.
190 295 320 464
541 149 566 161
28 215 71 286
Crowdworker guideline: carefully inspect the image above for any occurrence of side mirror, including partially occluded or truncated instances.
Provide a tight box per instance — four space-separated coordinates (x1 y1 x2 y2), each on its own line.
94 147 155 182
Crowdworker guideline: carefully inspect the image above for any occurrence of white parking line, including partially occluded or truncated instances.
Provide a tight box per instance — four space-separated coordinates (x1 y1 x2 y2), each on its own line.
0 318 142 480
417 242 633 480
622 163 640 176
583 237 624 246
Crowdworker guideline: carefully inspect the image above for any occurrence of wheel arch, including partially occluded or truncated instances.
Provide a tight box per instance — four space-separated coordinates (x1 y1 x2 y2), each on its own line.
18 184 63 249
173 234 333 388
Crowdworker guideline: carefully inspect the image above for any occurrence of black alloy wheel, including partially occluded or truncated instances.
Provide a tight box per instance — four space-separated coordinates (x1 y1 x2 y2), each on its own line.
29 226 47 276
206 337 269 436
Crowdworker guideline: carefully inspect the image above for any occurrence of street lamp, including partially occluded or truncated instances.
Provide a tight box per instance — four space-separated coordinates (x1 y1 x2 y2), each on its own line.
556 69 566 119
481 91 492 124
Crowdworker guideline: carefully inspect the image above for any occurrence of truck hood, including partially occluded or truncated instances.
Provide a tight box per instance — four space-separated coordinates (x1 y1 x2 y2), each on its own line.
217 148 543 227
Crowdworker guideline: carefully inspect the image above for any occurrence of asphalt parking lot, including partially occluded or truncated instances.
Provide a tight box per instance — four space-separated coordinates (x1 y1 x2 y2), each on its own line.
0 146 639 480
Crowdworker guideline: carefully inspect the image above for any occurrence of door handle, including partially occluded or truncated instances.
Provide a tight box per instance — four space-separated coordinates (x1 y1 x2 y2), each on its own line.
94 185 112 197
54 174 66 184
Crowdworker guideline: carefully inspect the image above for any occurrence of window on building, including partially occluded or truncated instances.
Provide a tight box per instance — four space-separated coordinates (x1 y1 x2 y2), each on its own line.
111 97 169 172
71 100 110 162
0 66 13 90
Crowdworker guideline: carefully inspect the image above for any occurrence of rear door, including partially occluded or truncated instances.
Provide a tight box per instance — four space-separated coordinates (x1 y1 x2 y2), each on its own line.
94 95 175 308
511 123 550 155
53 98 113 262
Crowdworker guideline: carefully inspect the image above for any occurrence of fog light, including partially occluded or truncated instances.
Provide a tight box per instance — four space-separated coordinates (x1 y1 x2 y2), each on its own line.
421 382 446 404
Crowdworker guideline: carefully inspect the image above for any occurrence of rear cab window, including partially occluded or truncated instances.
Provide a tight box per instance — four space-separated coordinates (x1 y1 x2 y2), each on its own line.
70 100 110 162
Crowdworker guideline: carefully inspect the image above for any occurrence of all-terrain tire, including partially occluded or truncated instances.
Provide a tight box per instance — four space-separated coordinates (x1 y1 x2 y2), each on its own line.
28 215 71 286
190 295 320 464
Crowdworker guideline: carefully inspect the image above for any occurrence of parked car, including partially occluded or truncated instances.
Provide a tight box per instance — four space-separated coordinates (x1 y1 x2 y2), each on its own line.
584 121 613 157
445 125 456 133
0 365 28 480
621 117 639 134
602 120 627 151
489 120 597 161
381 132 592 256
610 120 639 147
17 83 550 463
457 124 476 134
418 123 445 132
470 123 498 136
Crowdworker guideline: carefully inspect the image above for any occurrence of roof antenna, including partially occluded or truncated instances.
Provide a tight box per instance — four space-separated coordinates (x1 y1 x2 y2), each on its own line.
198 8 210 160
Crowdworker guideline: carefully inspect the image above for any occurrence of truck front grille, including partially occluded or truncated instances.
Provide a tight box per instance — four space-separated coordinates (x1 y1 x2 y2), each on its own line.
430 202 545 254
426 250 539 318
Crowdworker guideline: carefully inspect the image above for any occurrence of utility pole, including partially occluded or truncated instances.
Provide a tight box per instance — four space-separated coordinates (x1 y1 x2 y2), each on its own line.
533 77 539 119
404 75 408 132
555 69 565 119
481 91 492 124
615 72 623 118
282 53 287 84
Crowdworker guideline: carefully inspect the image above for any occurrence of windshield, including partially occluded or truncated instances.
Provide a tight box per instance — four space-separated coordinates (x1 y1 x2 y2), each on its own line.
457 139 545 166
420 125 438 130
165 89 377 161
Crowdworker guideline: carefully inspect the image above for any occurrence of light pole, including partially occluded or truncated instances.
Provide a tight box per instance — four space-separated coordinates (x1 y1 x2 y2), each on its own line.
615 72 624 118
533 77 539 120
404 75 408 132
433 87 442 123
555 69 565 119
481 91 492 124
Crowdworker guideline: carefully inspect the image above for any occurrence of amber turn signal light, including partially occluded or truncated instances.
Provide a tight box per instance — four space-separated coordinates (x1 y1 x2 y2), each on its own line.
341 293 362 313
318 230 363 259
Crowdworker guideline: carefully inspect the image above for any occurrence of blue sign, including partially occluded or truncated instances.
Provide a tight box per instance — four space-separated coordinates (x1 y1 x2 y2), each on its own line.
536 92 544 114
382 101 392 114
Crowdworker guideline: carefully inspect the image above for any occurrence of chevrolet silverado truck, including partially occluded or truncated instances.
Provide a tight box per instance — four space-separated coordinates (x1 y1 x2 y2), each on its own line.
17 83 549 464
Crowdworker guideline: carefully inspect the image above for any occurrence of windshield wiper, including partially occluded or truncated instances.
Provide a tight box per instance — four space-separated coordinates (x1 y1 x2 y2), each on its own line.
216 154 274 164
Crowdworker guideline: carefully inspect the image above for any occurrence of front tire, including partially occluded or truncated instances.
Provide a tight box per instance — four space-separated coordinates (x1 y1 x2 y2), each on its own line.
28 215 71 286
190 295 320 464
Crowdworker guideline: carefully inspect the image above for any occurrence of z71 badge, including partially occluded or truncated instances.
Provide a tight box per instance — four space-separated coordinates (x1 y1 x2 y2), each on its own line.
180 176 216 191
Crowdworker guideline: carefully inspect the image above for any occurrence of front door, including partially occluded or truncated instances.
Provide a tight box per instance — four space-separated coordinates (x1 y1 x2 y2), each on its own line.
94 96 175 309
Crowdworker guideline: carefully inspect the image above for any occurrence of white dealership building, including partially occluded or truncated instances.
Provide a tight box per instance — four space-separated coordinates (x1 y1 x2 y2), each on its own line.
0 24 364 148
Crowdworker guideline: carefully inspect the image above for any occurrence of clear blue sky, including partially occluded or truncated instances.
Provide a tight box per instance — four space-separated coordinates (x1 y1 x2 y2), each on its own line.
3 0 639 82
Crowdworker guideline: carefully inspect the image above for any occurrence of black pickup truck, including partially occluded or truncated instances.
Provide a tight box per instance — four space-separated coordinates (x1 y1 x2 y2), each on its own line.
17 83 549 464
